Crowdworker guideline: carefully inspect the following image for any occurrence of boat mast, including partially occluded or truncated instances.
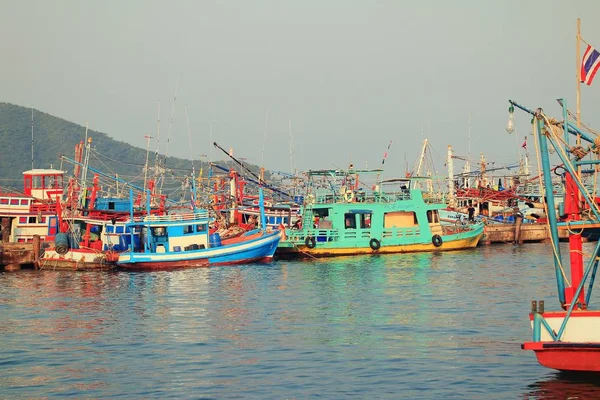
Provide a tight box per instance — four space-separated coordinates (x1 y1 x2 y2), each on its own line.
447 145 456 208
31 106 34 170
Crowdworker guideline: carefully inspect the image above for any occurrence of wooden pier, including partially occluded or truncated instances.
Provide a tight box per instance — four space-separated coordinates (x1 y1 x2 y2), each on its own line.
481 221 574 245
0 235 42 270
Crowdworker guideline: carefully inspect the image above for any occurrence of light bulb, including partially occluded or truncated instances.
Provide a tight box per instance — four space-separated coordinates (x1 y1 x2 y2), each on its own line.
506 113 515 134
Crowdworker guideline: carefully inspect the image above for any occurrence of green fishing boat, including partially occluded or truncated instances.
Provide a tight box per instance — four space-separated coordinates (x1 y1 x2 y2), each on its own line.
276 168 484 258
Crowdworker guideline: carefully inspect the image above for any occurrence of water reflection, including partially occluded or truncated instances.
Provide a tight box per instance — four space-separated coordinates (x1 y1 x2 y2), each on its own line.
525 372 600 399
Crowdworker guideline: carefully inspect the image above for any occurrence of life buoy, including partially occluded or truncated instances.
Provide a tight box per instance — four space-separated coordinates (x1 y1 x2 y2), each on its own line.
432 234 443 247
369 238 381 251
305 236 316 249
344 190 355 203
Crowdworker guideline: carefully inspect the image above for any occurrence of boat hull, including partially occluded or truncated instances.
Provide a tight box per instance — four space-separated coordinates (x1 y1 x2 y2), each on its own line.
117 230 281 270
40 248 117 271
522 342 600 372
523 311 600 372
277 226 483 258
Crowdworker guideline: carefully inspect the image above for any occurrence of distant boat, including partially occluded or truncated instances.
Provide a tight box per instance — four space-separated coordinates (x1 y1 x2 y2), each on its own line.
276 169 484 258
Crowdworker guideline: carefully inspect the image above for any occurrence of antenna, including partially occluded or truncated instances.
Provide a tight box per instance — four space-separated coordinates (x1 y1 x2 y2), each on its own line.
185 107 195 177
30 105 34 170
164 78 179 161
288 120 295 175
143 134 153 198
154 101 161 176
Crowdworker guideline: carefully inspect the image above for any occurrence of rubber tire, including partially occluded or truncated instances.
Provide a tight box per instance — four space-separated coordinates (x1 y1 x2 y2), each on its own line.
432 234 443 247
305 236 316 249
369 238 381 251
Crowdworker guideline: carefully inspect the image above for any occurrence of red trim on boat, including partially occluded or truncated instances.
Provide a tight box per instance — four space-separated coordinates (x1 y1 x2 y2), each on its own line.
528 310 600 320
522 341 600 372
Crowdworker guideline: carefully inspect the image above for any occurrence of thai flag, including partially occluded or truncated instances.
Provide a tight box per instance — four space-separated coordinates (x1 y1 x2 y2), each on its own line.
581 44 600 86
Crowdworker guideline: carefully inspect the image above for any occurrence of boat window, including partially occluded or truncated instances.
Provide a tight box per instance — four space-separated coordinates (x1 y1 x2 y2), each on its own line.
184 225 194 234
344 213 356 229
427 210 439 224
384 211 418 228
196 224 207 232
152 227 166 236
360 213 372 228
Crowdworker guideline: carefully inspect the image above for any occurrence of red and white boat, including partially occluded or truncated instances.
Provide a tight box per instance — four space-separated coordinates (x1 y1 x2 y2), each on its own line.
514 99 600 372
0 168 64 243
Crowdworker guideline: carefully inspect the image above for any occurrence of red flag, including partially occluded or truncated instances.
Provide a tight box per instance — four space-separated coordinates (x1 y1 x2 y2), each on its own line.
522 138 527 149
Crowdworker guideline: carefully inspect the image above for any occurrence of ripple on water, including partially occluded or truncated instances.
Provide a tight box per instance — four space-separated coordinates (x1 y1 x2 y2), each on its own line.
0 243 599 398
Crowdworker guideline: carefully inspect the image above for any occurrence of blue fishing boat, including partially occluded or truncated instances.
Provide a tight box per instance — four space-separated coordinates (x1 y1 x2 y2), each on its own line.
117 190 282 270
276 169 484 258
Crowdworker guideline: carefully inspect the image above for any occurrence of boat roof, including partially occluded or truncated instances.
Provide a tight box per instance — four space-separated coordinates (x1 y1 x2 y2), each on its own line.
307 169 384 177
22 169 65 175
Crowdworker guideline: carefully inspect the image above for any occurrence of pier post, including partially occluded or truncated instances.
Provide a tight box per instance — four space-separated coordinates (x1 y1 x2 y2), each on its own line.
33 235 40 270
514 215 523 244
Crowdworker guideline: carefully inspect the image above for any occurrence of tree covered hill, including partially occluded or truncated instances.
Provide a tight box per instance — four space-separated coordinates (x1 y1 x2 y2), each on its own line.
0 102 230 192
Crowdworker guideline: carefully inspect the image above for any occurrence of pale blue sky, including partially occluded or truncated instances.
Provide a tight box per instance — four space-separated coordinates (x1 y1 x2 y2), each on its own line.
2 0 600 177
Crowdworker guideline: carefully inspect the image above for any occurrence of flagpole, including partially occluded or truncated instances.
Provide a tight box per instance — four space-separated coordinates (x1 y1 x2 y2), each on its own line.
576 18 581 130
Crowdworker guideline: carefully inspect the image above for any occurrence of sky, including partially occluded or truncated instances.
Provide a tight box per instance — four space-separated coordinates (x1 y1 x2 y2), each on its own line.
3 0 600 179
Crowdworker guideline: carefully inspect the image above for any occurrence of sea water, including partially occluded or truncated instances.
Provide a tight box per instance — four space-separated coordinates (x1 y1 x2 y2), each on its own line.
1 243 600 399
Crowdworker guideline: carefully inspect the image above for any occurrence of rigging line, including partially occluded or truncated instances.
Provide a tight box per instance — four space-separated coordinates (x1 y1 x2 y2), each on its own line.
163 78 179 166
185 106 195 177
154 101 161 174
89 148 146 168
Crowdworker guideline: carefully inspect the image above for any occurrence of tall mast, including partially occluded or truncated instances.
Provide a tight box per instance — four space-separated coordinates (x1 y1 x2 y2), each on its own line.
30 106 34 170
447 145 455 208
576 18 581 129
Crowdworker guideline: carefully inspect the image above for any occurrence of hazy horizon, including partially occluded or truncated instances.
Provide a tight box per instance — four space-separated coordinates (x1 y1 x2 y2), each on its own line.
3 1 600 178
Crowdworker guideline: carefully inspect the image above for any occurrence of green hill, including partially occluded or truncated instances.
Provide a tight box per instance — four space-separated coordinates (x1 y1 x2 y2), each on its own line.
0 103 260 196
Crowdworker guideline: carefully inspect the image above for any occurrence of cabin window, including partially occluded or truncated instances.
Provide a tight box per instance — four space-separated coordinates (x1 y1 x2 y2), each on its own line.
152 227 166 236
0 198 7 205
184 225 194 234
32 175 42 188
106 225 114 233
29 217 37 224
10 199 19 205
384 211 418 228
196 224 207 232
19 217 27 223
20 199 29 205
360 213 372 229
344 213 356 229
426 210 439 224
108 202 116 210
115 226 124 234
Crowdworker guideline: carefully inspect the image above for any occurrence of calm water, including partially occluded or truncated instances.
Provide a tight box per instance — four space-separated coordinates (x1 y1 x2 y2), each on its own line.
2 243 600 399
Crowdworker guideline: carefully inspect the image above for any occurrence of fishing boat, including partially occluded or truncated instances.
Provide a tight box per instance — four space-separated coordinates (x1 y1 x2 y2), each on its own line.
276 168 484 258
116 189 282 270
0 168 65 244
514 96 600 372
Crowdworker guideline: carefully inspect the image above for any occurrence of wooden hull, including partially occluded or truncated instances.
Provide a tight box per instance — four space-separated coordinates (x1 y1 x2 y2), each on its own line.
39 248 117 271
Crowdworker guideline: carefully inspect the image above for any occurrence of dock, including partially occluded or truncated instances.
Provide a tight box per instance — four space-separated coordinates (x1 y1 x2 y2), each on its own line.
481 222 574 245
0 235 42 270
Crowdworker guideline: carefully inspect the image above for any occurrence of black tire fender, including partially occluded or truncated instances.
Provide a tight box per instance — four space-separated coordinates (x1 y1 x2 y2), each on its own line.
369 238 381 251
432 234 443 247
305 236 316 249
